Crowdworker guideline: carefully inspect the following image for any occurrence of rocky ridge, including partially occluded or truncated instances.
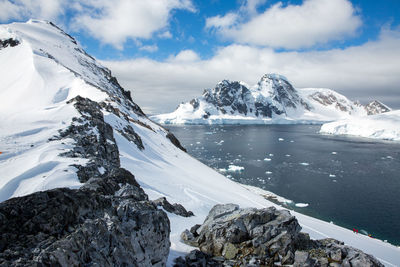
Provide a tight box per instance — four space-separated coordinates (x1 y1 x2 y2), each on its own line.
176 204 383 266
0 20 191 266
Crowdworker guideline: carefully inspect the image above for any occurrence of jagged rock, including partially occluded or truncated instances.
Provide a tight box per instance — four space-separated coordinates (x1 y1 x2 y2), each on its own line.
294 251 315 267
153 197 194 217
282 250 295 265
173 250 222 267
55 96 120 182
166 132 187 152
179 204 384 267
0 170 170 266
0 38 20 48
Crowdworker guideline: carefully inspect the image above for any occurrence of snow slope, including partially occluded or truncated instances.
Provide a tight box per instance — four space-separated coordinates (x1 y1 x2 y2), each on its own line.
152 75 388 125
320 110 400 141
0 21 399 266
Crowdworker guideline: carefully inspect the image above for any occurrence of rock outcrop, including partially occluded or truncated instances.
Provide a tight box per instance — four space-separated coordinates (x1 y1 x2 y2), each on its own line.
153 197 194 217
364 100 391 115
0 168 170 266
176 204 383 267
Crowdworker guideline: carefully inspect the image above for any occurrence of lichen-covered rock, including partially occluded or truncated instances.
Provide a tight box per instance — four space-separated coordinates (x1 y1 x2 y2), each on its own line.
179 204 384 267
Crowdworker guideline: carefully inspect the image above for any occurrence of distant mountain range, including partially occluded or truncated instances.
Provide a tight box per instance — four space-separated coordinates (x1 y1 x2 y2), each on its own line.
152 74 391 124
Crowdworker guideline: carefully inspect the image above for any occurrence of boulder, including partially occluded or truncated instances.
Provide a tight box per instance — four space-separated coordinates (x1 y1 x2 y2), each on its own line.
179 204 384 267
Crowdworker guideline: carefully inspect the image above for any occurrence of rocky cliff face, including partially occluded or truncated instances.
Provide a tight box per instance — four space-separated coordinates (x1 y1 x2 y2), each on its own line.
176 204 384 266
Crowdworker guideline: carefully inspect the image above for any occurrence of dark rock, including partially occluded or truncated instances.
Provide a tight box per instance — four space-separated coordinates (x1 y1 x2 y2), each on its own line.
0 38 20 48
0 183 170 266
56 96 120 183
166 132 187 152
153 197 194 217
173 250 222 267
178 204 384 267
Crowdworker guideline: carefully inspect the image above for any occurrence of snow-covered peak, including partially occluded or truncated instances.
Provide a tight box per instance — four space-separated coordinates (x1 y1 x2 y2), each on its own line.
1 20 136 105
260 73 289 82
152 73 391 125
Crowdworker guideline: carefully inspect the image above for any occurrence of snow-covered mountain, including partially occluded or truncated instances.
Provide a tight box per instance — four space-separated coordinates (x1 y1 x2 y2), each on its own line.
152 74 390 124
1 21 399 266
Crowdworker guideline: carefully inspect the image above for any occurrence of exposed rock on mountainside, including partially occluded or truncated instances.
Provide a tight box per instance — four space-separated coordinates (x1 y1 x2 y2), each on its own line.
1 20 399 267
0 168 170 266
364 100 391 115
0 20 186 266
152 74 390 124
176 204 383 266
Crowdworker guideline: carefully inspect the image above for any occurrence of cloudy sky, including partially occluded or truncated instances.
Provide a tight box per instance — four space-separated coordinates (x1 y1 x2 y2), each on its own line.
1 0 400 114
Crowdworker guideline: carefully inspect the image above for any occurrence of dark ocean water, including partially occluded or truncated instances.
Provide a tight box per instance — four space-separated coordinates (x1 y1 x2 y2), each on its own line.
167 124 400 245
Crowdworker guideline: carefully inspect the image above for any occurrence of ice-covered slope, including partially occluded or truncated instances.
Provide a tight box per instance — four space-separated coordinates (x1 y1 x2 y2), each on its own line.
152 74 389 124
320 110 400 141
1 21 399 266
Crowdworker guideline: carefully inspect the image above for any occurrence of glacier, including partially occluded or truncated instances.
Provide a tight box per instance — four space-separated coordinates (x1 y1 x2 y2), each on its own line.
320 110 400 142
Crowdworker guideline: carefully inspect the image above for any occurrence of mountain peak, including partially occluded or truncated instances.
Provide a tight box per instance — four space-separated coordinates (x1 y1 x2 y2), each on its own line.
260 73 289 82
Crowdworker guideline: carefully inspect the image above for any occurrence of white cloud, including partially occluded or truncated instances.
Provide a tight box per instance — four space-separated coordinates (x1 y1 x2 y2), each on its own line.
206 13 238 29
72 0 195 49
0 0 64 22
139 45 158 53
158 31 173 39
169 49 200 62
0 0 194 49
103 28 400 114
206 0 362 49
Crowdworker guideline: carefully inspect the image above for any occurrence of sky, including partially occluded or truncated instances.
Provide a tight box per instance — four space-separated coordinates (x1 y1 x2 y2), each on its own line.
1 0 400 114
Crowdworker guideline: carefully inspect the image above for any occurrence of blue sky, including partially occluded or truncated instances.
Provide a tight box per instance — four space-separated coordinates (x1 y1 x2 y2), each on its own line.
1 0 400 113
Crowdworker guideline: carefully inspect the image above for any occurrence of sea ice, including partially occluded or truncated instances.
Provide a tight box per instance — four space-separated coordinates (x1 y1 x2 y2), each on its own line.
295 203 309 208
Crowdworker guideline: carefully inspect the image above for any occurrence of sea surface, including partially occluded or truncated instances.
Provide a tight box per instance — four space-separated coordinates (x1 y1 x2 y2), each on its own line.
167 124 400 245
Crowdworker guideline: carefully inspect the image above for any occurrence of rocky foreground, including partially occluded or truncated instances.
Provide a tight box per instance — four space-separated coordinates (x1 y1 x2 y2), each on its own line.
176 204 383 267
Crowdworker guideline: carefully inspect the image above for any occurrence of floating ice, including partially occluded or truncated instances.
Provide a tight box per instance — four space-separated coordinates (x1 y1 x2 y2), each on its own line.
295 203 309 208
285 154 291 157
196 141 201 144
215 140 224 145
265 171 272 174
329 174 336 178
269 153 274 157
278 138 284 141
332 152 337 155
227 165 244 172
299 162 309 166
264 158 272 161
